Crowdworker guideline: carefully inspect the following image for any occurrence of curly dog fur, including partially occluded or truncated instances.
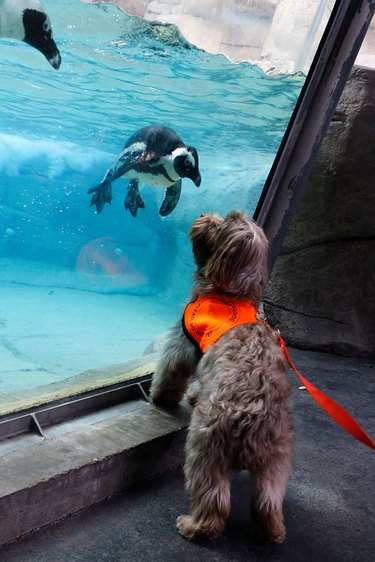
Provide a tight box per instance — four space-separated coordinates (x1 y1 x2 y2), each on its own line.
150 210 294 543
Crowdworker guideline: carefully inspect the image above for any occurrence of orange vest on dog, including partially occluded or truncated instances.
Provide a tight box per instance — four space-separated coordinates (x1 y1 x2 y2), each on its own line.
183 294 258 353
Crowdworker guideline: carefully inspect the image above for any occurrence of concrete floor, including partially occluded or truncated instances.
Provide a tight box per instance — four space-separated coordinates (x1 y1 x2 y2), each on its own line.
1 348 374 562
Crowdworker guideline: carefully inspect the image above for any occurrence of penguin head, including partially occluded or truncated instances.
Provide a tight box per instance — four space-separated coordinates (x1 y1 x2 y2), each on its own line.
22 6 61 69
173 146 201 187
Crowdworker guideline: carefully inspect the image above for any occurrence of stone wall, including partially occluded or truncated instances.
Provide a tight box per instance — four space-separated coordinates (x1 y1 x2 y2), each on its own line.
264 66 375 356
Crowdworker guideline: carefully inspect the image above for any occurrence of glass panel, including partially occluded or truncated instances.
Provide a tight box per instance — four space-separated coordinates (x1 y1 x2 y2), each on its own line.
0 0 335 412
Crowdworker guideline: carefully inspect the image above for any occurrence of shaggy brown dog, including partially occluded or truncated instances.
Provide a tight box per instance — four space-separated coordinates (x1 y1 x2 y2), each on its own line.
150 211 294 543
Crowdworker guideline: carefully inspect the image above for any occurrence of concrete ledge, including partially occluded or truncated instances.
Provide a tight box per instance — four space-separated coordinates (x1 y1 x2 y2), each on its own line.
0 353 159 416
0 403 191 545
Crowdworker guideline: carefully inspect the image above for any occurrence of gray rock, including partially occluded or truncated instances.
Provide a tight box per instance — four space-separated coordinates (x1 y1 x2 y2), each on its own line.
265 66 375 356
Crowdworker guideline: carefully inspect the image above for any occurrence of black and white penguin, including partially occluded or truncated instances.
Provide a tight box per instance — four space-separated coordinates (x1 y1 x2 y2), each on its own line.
88 125 201 218
0 0 61 69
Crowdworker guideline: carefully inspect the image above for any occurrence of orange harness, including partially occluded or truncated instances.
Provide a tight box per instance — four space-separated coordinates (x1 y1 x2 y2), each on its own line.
182 294 375 451
183 294 259 353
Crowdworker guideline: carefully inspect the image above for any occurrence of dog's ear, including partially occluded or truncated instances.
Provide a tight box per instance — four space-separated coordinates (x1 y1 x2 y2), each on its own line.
189 214 224 270
205 213 269 304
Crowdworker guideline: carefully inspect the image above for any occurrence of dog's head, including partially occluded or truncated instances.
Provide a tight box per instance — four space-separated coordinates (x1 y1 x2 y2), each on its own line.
189 213 224 273
190 210 269 305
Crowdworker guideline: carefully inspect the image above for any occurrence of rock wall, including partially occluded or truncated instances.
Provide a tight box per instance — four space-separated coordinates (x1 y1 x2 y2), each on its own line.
264 66 375 356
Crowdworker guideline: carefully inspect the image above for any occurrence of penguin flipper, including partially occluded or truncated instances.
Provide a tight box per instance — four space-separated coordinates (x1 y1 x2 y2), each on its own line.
159 180 182 217
108 148 146 183
124 180 145 218
88 182 113 214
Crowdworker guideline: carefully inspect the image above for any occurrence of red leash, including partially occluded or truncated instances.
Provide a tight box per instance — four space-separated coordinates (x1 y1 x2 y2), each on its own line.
278 336 375 450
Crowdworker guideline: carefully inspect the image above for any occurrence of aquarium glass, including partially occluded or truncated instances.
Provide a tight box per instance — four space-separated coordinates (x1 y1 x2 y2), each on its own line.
0 0 335 410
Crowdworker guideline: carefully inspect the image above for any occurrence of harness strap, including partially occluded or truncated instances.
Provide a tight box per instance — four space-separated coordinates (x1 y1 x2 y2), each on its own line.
278 335 375 451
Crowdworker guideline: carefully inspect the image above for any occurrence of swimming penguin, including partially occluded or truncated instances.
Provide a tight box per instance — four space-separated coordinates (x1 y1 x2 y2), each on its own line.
0 0 61 69
88 125 201 218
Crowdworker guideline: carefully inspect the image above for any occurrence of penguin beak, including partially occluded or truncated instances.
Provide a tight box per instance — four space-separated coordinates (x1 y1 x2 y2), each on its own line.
24 35 61 69
48 48 62 70
187 147 201 187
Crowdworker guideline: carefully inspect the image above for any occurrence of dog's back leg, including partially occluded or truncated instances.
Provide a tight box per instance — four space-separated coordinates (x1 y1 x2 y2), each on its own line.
176 413 231 540
250 446 293 543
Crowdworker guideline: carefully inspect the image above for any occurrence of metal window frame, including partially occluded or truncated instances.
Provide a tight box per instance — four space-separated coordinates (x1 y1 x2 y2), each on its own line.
0 0 373 435
0 376 152 441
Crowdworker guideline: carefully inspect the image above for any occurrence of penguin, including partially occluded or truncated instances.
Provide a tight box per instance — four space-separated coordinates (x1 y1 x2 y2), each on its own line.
0 0 61 69
88 125 201 218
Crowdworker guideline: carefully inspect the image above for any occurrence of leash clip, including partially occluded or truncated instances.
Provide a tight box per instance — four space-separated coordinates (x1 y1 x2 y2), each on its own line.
257 302 267 322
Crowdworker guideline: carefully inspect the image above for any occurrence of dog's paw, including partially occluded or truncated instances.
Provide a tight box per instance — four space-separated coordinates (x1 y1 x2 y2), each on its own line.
262 528 286 544
176 515 198 540
185 381 200 406
272 531 286 544
176 515 223 540
151 390 182 408
254 518 286 544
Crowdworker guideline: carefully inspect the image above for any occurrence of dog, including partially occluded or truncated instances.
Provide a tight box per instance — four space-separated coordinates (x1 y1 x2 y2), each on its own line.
150 210 294 543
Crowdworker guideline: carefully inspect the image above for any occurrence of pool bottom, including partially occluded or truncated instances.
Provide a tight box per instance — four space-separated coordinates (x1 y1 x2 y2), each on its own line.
0 278 177 411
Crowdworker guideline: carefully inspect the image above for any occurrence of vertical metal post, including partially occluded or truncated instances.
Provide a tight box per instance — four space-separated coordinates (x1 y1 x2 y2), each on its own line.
254 0 375 271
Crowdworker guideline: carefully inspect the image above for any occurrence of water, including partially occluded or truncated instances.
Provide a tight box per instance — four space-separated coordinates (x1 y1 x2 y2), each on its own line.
0 1 304 399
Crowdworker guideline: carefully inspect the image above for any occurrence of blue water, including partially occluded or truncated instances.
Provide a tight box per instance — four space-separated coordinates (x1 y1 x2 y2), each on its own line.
0 1 304 392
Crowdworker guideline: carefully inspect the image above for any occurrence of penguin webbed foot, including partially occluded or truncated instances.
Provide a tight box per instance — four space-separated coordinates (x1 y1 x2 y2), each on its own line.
125 180 145 218
88 183 113 214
